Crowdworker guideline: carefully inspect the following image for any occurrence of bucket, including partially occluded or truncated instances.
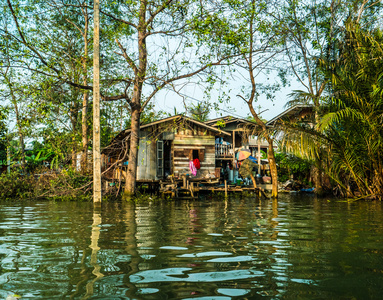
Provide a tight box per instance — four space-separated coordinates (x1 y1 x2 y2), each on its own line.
229 170 233 182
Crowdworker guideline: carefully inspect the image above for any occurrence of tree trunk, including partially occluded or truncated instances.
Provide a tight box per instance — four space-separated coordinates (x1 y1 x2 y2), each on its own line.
124 0 147 195
81 6 89 174
247 101 278 199
72 135 77 170
93 0 102 203
81 91 89 173
17 126 25 168
267 138 278 198
313 163 324 196
125 108 141 195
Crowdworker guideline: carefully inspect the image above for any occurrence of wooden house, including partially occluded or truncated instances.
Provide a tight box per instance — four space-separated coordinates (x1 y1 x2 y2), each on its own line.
265 104 314 127
205 116 277 177
205 116 271 158
102 115 230 181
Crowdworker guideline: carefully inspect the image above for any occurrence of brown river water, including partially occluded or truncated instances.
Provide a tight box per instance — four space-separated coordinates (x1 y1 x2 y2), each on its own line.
0 194 383 299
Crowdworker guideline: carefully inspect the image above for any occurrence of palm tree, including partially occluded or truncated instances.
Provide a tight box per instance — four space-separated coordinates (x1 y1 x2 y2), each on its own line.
317 21 383 199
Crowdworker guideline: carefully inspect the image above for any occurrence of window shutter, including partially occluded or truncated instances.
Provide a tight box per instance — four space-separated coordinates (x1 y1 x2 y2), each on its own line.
184 149 192 160
157 140 164 178
199 149 205 162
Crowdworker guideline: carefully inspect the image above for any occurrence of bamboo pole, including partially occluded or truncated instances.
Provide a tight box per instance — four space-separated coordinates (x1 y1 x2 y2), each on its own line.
93 0 101 203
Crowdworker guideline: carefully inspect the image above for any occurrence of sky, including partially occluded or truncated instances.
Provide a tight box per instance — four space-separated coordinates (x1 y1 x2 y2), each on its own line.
154 78 294 122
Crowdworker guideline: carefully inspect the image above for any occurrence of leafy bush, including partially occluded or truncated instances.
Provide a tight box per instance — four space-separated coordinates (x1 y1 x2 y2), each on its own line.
0 171 36 200
0 168 92 201
275 153 312 183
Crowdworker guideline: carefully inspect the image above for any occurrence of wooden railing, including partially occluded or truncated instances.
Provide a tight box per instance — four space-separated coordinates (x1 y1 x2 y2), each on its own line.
215 143 233 157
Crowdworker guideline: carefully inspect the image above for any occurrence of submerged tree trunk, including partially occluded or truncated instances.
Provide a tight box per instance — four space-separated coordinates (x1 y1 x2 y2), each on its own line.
247 101 279 199
125 108 141 195
267 138 278 198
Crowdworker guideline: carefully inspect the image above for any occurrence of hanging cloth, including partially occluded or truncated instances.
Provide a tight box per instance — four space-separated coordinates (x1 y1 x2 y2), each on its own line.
189 161 197 176
193 158 200 170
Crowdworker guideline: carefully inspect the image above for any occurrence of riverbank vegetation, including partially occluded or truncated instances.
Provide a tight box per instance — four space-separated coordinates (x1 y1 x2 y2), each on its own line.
1 0 382 200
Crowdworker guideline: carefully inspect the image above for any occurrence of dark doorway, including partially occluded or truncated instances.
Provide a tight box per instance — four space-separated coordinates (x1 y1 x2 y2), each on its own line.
192 149 199 160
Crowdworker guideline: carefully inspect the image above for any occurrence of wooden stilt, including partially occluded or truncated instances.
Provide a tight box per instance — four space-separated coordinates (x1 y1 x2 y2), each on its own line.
190 182 194 198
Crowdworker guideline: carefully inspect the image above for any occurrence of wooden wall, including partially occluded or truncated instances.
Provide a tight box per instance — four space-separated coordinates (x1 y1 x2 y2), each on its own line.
173 135 215 179
107 119 220 181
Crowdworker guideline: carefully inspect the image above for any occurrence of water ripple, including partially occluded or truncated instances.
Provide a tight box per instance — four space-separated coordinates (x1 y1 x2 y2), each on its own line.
130 268 263 283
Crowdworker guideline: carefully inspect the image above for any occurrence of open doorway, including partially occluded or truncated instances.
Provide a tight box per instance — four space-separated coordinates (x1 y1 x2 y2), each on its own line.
192 149 199 160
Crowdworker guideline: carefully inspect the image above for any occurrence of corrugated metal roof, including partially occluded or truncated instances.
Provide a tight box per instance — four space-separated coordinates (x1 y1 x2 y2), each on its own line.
266 104 314 126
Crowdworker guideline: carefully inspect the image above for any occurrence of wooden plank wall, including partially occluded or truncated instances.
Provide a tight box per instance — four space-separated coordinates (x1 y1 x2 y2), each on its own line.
173 135 215 179
108 120 219 181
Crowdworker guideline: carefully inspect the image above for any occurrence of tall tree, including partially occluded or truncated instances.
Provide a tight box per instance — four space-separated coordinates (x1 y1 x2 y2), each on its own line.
101 0 239 194
271 0 344 195
209 0 282 198
319 20 383 199
273 0 383 197
4 0 238 195
271 0 382 194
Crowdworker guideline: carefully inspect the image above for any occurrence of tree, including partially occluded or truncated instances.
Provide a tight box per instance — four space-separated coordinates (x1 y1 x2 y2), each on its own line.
272 0 383 198
270 0 343 195
100 0 240 195
4 0 239 195
0 68 29 168
270 0 383 195
188 101 210 122
2 0 131 174
318 20 383 199
212 0 282 198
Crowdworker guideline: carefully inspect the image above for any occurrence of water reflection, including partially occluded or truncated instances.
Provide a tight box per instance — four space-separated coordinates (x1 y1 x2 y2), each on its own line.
0 196 382 299
83 204 103 299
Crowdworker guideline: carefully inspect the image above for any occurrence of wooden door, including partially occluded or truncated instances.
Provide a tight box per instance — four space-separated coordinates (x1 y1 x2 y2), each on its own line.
157 140 164 178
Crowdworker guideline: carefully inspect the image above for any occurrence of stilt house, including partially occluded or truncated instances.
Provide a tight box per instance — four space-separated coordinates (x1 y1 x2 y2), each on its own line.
102 115 230 181
205 116 272 173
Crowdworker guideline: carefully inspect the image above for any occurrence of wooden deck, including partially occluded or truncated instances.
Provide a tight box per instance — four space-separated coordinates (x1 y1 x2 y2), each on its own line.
105 176 270 199
158 177 269 199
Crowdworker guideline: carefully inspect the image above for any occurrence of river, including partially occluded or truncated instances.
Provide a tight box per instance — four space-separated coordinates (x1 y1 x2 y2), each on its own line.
0 194 382 299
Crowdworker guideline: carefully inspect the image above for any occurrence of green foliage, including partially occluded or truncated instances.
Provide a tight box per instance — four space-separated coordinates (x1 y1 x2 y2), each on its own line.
275 152 312 183
188 101 210 122
0 168 92 201
317 21 383 199
0 172 36 200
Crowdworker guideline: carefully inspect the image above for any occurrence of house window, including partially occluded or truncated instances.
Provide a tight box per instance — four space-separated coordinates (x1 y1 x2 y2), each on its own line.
198 149 205 161
185 148 205 162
